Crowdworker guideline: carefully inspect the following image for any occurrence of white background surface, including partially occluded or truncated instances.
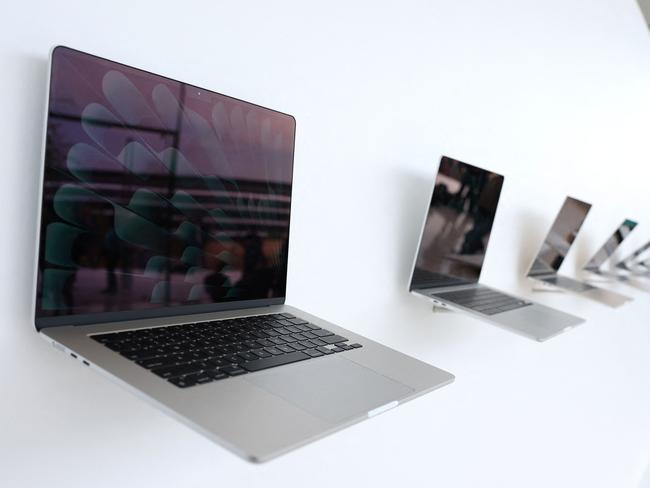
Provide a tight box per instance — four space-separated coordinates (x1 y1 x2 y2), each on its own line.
2 1 650 487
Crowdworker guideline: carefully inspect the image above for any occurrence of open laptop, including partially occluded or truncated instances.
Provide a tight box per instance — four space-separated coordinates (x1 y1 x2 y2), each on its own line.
33 46 454 463
582 219 637 275
616 241 650 275
526 196 631 307
409 156 584 342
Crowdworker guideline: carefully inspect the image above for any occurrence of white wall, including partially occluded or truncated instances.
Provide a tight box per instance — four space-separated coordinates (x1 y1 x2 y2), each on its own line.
2 1 650 487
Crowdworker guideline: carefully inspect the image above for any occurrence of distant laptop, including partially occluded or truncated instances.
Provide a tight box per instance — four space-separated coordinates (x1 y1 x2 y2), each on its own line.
526 196 631 307
616 241 650 274
582 219 637 278
33 46 454 463
409 156 584 342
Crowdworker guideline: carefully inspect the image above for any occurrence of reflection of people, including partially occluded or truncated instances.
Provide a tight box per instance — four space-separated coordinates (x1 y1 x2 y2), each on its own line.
460 174 499 254
235 233 274 299
102 229 132 294
203 239 231 300
451 168 486 214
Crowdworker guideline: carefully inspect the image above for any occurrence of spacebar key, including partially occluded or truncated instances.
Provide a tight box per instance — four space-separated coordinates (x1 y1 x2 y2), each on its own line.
242 351 310 372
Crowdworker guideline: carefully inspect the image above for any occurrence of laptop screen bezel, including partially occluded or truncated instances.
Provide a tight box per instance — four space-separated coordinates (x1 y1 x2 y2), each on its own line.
409 156 505 291
33 46 295 330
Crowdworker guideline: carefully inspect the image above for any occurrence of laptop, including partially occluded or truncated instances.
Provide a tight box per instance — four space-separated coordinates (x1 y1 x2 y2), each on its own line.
582 219 637 275
616 241 650 275
33 46 454 463
526 196 632 307
409 156 584 342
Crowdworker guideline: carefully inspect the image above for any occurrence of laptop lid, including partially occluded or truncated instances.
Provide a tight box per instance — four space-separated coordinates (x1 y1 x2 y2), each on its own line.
527 196 591 278
409 156 504 291
34 46 296 330
583 219 637 272
616 240 650 270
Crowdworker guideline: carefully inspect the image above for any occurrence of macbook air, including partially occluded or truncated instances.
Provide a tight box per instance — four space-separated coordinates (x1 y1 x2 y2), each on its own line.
580 219 650 291
616 241 650 275
33 46 454 463
526 197 632 307
582 219 637 275
409 156 584 342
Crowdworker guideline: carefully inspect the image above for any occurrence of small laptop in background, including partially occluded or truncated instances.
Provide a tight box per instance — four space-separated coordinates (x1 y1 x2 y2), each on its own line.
409 156 584 342
526 197 632 308
616 241 650 275
33 46 455 463
582 219 637 276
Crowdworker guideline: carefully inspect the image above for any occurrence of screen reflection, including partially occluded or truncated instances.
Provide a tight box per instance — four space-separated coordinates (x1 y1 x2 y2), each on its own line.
36 47 295 318
410 157 504 289
528 197 591 276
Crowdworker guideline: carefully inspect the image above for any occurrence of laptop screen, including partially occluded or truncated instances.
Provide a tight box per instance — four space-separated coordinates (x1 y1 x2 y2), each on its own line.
410 156 504 290
583 219 637 271
35 47 295 326
527 196 591 277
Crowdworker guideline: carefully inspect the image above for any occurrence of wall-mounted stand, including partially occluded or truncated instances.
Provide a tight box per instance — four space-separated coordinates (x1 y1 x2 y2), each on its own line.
432 303 454 313
583 274 615 284
529 280 566 293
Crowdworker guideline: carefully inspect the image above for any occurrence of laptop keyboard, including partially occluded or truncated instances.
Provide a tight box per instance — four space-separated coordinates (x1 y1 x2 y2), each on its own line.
541 276 596 292
91 313 362 388
432 286 532 316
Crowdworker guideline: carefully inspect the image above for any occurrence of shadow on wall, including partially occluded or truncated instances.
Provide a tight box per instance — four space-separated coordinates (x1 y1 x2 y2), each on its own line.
514 207 545 282
572 226 595 273
14 53 49 327
392 167 436 290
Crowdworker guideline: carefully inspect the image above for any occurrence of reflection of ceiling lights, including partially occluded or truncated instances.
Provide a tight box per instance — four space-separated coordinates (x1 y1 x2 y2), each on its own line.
640 0 650 26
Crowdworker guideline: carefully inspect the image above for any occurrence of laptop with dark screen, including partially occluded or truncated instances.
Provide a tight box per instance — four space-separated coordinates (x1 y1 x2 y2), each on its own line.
33 46 454 463
526 197 632 307
409 156 584 341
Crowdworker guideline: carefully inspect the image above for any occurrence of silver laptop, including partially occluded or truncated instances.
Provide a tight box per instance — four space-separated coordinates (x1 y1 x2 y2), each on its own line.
409 156 584 342
615 241 650 275
583 219 637 276
33 46 454 463
526 196 632 307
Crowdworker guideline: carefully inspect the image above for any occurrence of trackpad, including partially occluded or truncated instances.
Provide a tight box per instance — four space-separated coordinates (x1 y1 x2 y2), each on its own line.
245 356 414 423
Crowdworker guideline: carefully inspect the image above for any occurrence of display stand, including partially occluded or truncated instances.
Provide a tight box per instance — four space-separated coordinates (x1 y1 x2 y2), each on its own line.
529 280 566 293
432 304 454 313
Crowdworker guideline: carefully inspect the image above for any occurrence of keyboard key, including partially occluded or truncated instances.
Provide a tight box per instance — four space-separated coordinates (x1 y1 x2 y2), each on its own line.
242 351 310 372
304 349 324 358
316 346 334 355
237 352 258 362
251 348 272 358
349 343 363 349
152 362 204 379
168 375 197 388
320 335 348 345
194 373 213 385
221 365 247 376
312 329 334 337
206 369 228 380
137 356 177 369
264 347 283 355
